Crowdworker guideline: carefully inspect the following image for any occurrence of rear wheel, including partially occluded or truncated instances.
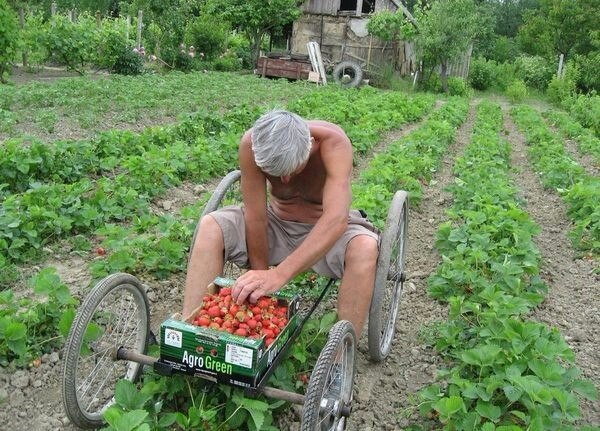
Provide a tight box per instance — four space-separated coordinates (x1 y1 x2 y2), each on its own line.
367 191 408 362
62 273 149 429
301 320 356 431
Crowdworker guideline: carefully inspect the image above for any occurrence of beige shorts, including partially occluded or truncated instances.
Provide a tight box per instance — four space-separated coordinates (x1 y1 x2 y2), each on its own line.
209 205 380 279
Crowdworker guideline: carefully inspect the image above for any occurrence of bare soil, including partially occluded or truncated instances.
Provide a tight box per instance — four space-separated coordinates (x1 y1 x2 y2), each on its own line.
1 98 598 431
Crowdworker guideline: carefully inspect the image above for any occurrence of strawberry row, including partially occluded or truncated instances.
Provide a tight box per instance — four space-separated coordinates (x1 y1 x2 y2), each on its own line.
512 105 599 256
419 101 596 430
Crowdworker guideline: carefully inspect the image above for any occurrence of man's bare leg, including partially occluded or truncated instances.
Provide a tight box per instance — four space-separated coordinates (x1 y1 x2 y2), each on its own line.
182 215 224 318
337 235 379 337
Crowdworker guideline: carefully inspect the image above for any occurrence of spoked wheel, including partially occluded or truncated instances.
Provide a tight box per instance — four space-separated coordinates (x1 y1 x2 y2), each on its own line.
301 320 356 431
368 190 408 362
62 273 150 429
189 170 242 279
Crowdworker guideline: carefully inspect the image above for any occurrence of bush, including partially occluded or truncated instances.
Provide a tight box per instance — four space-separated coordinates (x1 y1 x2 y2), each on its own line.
43 14 97 73
210 52 242 72
227 32 253 69
514 55 554 90
570 95 600 137
111 46 144 75
447 77 470 96
94 17 131 70
571 52 600 93
420 72 442 93
546 77 576 108
469 57 495 91
0 0 19 83
185 15 229 61
506 79 528 103
20 11 48 71
174 49 194 72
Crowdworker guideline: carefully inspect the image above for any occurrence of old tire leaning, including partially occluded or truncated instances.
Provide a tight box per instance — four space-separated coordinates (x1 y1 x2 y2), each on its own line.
332 61 363 88
62 273 150 429
301 320 356 431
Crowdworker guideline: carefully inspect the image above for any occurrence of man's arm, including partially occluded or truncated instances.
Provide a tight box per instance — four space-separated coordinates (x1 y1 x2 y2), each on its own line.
239 131 269 270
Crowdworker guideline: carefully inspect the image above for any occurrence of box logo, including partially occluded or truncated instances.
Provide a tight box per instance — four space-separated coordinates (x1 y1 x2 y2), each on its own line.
165 328 182 348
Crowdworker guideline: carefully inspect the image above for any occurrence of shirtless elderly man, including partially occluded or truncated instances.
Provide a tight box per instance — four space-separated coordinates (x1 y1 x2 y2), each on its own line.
183 110 379 336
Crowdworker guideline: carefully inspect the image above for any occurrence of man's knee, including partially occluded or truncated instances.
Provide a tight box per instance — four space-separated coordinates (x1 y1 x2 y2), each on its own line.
345 235 378 268
194 214 224 249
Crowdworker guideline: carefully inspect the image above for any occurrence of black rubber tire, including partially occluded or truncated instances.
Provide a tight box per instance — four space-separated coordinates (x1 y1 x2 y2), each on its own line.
367 190 408 362
189 170 242 277
62 273 150 429
301 320 356 431
332 61 363 88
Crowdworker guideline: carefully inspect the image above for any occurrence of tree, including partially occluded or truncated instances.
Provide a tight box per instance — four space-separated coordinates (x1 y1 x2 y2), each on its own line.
0 0 19 83
414 0 482 92
517 0 599 60
206 0 303 65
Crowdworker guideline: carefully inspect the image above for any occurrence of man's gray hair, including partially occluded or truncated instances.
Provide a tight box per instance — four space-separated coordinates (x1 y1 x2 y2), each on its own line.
251 110 311 176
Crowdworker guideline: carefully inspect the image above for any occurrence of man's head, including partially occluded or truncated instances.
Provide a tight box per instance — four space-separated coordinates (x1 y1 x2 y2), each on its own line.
251 110 311 177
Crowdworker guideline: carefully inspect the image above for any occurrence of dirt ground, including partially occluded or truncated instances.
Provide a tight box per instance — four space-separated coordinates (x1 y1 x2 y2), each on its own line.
0 97 598 430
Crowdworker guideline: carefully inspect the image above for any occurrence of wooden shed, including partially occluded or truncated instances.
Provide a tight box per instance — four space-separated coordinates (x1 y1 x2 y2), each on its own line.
289 0 472 79
290 0 417 75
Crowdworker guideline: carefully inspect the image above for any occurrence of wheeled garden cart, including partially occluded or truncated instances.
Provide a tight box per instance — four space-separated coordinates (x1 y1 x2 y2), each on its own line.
61 170 408 430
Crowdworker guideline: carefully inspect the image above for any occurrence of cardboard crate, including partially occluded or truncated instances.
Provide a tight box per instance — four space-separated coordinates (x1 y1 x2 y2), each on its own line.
158 278 300 388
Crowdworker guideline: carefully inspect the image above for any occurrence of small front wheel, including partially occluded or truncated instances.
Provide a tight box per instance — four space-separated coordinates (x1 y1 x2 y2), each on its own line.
301 320 356 431
62 273 150 429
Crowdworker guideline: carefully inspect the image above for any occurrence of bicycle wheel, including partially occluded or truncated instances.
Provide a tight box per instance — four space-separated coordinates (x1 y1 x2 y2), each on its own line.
301 320 356 431
62 273 150 429
189 170 242 278
367 190 408 362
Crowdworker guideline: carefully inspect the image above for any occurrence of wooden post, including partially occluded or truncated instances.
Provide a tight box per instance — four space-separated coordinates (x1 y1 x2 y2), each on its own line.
557 53 564 78
126 15 131 41
356 0 363 17
19 7 28 68
366 35 372 71
51 2 57 16
95 10 101 26
136 10 143 49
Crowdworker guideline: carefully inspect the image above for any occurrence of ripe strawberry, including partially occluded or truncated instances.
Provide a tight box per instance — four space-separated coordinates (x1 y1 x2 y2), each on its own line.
265 338 275 347
96 247 106 256
234 328 248 337
208 306 221 318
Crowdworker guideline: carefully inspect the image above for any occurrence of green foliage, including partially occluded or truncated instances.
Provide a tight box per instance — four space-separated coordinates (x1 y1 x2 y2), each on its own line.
19 11 48 71
94 17 132 70
206 0 302 64
546 77 576 108
506 79 527 103
0 267 77 367
517 0 598 58
468 57 495 91
210 51 242 72
366 10 407 42
569 95 600 137
43 13 97 74
570 51 600 93
447 77 470 97
184 14 229 61
545 110 600 163
514 55 554 90
112 46 145 75
0 0 19 83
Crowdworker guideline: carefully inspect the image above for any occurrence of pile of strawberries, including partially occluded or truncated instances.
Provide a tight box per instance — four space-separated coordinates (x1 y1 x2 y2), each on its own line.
192 288 288 347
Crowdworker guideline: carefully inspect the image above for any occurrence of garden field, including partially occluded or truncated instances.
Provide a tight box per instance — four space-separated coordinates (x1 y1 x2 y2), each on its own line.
0 71 598 431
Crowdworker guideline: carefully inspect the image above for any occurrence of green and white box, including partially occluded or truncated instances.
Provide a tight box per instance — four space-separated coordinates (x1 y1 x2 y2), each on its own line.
158 278 300 388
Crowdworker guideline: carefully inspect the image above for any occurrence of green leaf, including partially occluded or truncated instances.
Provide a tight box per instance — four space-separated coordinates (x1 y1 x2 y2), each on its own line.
475 400 501 421
433 395 465 421
114 380 151 410
58 308 76 338
103 406 123 428
570 379 598 400
114 409 148 431
461 344 502 367
502 385 523 403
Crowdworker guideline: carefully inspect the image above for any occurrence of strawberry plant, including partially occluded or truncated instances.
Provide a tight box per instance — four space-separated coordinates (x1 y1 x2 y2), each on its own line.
0 267 77 367
545 110 600 164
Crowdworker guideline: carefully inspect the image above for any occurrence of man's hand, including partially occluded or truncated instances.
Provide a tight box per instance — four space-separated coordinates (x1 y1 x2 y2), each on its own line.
232 268 286 304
